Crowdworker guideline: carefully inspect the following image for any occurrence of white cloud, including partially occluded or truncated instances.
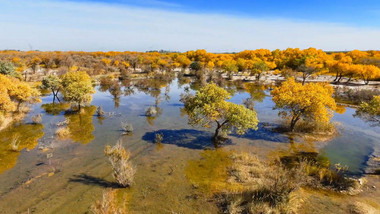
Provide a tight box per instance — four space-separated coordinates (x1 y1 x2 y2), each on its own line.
0 0 379 52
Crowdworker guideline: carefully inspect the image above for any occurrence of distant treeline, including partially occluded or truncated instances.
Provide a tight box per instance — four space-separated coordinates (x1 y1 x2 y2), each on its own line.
0 48 379 83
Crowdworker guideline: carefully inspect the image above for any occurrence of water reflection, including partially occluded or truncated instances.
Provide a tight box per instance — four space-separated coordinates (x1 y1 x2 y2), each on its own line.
41 102 71 116
0 123 44 174
185 149 235 195
64 106 96 144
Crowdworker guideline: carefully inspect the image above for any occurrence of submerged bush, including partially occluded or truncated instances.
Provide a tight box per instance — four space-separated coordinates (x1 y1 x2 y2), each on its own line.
104 141 135 187
145 106 157 117
154 132 163 144
97 106 105 117
121 122 133 134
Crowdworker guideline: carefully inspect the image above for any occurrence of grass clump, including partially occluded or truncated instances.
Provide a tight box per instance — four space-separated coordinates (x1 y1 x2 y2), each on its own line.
219 153 305 214
104 141 135 187
217 151 358 214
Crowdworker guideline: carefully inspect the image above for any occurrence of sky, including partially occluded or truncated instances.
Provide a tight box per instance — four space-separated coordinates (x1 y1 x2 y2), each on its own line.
0 0 379 52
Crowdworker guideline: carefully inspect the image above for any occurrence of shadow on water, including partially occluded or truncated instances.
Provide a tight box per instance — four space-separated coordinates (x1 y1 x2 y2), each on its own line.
142 129 221 149
233 122 290 143
68 174 121 188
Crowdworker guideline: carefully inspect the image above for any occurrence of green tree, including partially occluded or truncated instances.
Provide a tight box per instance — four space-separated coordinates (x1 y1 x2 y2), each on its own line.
251 60 269 80
0 61 21 79
181 83 259 143
41 75 62 102
189 61 202 72
61 71 95 110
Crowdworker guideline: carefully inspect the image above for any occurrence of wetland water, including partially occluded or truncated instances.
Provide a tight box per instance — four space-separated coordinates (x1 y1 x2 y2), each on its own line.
0 77 379 213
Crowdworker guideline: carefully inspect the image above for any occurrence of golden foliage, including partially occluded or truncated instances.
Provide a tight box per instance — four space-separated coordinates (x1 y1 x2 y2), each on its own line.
271 77 336 131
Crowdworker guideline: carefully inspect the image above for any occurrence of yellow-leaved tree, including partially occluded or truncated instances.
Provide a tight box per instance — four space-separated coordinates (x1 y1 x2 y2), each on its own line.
181 83 259 143
61 71 95 110
7 77 41 112
271 77 336 131
0 74 16 113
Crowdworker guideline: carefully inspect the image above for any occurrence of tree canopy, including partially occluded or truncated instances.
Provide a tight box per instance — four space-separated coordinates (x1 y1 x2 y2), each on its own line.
61 71 95 110
271 77 336 131
182 83 259 143
41 75 62 102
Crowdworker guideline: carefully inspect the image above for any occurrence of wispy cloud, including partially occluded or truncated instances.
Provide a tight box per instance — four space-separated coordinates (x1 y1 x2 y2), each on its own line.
0 0 379 51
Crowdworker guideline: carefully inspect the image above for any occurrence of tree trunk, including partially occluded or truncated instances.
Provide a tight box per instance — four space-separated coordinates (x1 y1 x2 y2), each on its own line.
333 71 339 82
212 120 228 144
290 115 300 132
256 73 261 81
302 76 306 85
337 74 342 83
346 76 352 84
213 125 221 142
17 101 22 112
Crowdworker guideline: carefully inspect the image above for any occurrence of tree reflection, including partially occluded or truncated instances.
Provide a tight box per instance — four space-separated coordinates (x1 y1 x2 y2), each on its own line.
185 149 236 196
109 82 122 109
41 102 71 116
0 123 44 174
64 106 96 144
244 83 266 103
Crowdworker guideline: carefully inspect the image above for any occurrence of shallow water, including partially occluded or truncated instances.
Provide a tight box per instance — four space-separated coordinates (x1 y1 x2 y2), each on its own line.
0 77 379 213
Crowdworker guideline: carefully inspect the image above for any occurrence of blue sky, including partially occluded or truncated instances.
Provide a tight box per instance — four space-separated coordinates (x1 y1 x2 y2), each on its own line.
0 0 379 51
70 0 380 27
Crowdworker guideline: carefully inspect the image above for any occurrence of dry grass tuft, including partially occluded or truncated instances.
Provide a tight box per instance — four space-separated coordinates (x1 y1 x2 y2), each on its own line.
219 152 305 214
104 141 135 187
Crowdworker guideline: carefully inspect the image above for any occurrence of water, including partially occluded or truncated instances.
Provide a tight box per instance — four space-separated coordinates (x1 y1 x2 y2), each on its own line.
0 77 379 213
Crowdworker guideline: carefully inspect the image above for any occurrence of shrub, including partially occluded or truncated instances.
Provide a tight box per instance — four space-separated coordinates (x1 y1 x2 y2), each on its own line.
104 141 135 187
